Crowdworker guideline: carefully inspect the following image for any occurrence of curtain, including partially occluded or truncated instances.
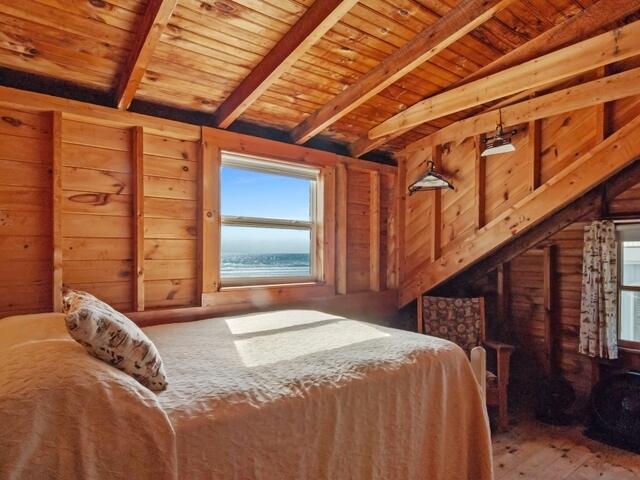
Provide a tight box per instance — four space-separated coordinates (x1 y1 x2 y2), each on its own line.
579 220 618 359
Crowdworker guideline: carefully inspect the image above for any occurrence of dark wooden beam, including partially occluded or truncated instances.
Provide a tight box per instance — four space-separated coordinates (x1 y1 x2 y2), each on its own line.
114 0 178 110
290 0 515 145
445 159 640 290
211 0 358 129
352 0 640 157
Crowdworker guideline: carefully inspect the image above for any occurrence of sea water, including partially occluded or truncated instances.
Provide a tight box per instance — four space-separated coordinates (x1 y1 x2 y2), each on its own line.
221 253 311 278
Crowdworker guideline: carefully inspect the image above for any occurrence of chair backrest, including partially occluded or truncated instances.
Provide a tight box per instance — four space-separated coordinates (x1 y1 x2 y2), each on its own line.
421 296 486 354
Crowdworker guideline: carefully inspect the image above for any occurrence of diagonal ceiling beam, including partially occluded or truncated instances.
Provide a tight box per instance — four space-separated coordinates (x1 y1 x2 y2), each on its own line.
368 19 640 140
400 66 640 160
114 0 178 110
349 0 640 157
211 0 359 129
289 0 516 145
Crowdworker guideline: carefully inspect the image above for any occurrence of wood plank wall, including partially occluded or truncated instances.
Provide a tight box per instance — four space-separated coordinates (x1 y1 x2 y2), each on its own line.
0 92 398 321
400 57 640 397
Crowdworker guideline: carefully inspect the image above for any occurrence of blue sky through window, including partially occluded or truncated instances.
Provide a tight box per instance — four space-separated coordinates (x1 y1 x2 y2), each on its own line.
221 166 313 255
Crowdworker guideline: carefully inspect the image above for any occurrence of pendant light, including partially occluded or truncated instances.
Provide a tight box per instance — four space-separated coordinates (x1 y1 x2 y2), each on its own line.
482 109 517 157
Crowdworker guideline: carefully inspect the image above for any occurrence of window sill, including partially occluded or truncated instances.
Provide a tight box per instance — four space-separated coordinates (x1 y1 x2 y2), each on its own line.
219 280 324 291
202 282 334 309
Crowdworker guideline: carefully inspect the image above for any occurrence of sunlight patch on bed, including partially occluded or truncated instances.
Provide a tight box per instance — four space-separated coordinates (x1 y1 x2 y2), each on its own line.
225 310 345 335
233 320 389 367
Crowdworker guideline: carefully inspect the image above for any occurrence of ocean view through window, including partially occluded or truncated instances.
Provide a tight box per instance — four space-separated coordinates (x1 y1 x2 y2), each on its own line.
220 153 319 285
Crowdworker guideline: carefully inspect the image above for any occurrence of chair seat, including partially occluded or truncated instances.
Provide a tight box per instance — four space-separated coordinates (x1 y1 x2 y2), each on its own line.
486 370 498 388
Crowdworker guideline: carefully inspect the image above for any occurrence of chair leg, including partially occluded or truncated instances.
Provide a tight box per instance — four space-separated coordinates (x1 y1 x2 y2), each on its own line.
497 388 509 431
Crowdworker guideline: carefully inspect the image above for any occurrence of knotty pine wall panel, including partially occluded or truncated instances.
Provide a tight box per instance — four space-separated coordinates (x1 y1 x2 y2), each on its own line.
60 120 134 311
143 133 199 308
347 168 371 293
0 108 52 317
0 94 398 321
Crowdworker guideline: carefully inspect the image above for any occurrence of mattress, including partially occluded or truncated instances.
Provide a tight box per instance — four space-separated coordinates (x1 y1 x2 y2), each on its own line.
0 309 492 480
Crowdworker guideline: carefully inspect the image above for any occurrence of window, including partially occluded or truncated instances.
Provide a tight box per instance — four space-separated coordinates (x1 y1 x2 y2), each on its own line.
220 152 320 286
617 223 640 345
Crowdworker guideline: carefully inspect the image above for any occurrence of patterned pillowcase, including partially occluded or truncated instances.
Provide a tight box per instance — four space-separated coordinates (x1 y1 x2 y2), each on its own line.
62 289 168 392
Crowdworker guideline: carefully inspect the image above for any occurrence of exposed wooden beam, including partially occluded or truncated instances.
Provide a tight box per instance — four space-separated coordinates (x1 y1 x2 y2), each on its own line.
132 126 145 311
369 20 640 140
349 0 639 157
290 0 515 145
212 0 358 129
114 0 178 110
402 66 640 160
399 112 640 306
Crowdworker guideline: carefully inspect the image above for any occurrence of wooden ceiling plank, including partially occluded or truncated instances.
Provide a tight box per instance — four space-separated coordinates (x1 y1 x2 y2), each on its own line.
290 0 516 145
400 66 640 162
351 1 640 156
368 19 640 139
114 0 179 110
211 0 359 129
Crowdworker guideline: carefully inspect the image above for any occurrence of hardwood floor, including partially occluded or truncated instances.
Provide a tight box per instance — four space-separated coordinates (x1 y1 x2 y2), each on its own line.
492 416 640 479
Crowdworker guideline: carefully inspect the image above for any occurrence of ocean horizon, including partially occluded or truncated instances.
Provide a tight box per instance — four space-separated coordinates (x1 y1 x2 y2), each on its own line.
221 253 311 278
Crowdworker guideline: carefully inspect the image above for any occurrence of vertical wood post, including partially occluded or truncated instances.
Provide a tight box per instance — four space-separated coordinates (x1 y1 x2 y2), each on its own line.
529 120 541 191
417 293 424 334
431 144 442 260
199 133 220 301
386 172 398 289
474 135 486 230
543 245 555 376
132 126 145 311
369 170 380 291
496 262 510 330
336 163 348 295
396 159 406 288
52 111 63 312
321 166 336 287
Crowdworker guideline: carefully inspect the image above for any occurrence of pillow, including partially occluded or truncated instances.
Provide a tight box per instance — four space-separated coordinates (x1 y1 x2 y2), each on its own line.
62 289 168 392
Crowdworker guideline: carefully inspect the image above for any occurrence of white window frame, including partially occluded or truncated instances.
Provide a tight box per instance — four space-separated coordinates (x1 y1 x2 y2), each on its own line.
616 222 640 349
220 152 320 287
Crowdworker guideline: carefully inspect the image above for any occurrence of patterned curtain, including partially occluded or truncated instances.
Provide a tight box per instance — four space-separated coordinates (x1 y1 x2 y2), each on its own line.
579 220 618 359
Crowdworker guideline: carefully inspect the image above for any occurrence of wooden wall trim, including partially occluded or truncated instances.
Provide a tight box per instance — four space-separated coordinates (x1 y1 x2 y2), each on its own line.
542 245 554 375
474 135 486 230
199 138 220 297
336 163 348 295
320 166 337 287
369 171 381 291
202 127 395 174
133 126 145 311
431 145 442 260
0 86 200 141
51 111 63 312
529 120 541 191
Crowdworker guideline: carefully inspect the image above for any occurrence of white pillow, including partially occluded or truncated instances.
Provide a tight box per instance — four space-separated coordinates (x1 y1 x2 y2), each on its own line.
63 289 168 392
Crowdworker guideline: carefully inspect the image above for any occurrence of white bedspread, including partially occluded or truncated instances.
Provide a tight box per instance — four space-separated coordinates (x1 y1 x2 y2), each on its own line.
0 310 492 480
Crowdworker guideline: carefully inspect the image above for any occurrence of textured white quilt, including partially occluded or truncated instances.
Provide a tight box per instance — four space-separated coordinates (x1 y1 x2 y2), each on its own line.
0 310 492 480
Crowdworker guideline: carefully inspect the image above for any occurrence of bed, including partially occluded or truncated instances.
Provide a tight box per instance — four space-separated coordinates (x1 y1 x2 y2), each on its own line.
0 309 492 480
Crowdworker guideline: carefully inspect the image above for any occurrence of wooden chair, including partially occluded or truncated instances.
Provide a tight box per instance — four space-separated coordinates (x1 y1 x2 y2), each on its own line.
418 295 515 431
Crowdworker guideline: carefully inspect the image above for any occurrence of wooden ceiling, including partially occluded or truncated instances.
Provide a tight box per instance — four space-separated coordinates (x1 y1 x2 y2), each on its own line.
0 0 638 158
